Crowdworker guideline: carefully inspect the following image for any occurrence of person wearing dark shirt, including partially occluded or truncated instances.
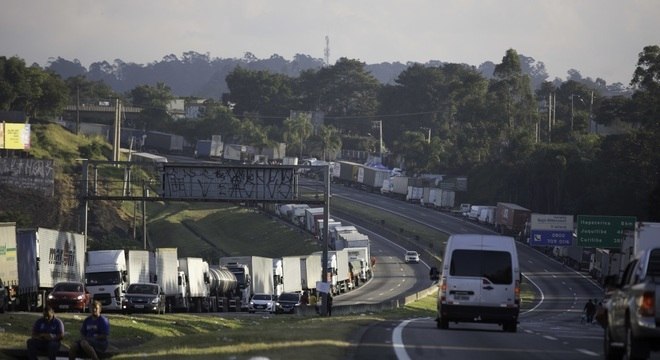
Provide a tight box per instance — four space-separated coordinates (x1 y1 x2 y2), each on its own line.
26 305 65 360
583 299 596 324
69 300 110 360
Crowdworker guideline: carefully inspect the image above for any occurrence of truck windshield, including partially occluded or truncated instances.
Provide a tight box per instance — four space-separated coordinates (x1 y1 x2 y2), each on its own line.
86 271 122 285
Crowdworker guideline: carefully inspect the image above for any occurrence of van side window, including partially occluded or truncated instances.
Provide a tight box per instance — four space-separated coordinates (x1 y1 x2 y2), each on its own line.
450 250 513 284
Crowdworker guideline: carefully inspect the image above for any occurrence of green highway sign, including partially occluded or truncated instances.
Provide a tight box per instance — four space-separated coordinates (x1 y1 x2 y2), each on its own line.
577 215 636 249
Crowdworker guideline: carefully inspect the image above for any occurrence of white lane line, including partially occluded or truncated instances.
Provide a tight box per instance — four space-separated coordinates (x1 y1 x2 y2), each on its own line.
520 273 545 315
576 348 599 356
393 319 414 360
544 335 558 341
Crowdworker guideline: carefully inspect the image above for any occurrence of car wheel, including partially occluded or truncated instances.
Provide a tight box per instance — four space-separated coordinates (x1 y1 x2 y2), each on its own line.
625 324 649 360
604 326 623 360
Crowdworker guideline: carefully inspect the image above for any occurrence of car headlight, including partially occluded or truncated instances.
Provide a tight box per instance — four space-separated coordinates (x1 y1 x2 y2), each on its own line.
151 297 159 304
48 294 54 300
77 295 84 300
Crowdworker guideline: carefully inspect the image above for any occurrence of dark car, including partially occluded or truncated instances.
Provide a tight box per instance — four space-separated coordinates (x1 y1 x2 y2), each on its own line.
122 283 165 314
277 292 302 314
47 281 91 312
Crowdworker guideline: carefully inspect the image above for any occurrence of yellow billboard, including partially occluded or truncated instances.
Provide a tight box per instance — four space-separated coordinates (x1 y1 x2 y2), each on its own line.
1 122 31 150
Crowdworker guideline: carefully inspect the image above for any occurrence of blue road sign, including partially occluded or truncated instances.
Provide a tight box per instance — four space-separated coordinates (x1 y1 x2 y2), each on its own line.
529 229 573 246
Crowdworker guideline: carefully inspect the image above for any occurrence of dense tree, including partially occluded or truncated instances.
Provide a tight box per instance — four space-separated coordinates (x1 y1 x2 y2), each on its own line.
128 82 174 131
0 56 69 118
283 112 313 158
298 58 380 135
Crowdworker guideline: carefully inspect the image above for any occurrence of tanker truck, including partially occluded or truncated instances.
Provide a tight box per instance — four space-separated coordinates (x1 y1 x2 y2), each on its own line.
208 265 239 312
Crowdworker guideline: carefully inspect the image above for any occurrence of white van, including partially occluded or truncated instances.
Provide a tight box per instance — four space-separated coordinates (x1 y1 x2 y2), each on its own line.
435 234 521 332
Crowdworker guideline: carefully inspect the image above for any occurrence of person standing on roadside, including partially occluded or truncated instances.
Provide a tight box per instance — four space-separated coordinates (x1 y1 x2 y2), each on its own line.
69 300 110 360
583 298 596 324
327 293 333 317
26 305 64 360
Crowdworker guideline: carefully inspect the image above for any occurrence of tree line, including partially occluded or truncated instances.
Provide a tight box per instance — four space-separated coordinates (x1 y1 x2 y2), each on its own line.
1 46 659 221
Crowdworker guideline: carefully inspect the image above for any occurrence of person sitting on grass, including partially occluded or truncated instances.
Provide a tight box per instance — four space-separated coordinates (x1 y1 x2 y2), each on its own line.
69 300 110 360
26 305 65 360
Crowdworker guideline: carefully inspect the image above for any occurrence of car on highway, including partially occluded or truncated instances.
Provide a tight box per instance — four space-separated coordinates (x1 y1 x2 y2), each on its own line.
404 250 420 263
604 247 660 359
47 281 91 313
248 293 278 314
122 283 165 314
277 292 302 314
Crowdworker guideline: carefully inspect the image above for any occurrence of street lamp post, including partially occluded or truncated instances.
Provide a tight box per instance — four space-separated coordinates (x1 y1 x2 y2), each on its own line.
420 127 431 144
371 120 383 160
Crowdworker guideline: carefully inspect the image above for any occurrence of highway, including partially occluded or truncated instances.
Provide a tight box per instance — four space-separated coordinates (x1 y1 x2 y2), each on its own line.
327 184 660 359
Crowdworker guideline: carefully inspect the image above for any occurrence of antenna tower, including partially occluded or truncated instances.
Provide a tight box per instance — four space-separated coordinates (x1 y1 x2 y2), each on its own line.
324 36 330 66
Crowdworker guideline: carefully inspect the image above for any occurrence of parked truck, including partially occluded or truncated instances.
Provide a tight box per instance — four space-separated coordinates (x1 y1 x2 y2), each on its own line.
207 265 239 312
194 135 223 159
300 253 323 293
0 222 18 310
127 249 156 284
13 228 86 311
86 249 128 311
359 165 389 193
220 256 274 310
178 257 213 312
315 249 352 295
495 202 531 238
155 248 188 312
281 255 304 293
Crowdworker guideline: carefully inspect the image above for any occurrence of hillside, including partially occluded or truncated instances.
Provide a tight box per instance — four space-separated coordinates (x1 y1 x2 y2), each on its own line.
0 123 318 258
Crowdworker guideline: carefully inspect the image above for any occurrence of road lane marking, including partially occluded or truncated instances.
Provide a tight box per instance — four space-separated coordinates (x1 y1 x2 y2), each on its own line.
393 319 413 360
576 348 598 356
544 335 558 341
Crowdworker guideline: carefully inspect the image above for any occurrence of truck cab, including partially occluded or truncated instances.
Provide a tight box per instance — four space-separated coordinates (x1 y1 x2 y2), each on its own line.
85 250 128 311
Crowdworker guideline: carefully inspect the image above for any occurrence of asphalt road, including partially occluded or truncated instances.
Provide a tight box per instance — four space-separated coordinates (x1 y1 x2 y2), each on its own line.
329 184 660 360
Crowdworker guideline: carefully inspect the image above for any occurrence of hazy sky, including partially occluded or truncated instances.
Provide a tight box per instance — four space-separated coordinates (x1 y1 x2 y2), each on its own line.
2 0 659 86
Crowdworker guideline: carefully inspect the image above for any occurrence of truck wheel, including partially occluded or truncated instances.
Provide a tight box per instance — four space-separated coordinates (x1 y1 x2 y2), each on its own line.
437 317 449 329
604 326 623 360
625 325 649 360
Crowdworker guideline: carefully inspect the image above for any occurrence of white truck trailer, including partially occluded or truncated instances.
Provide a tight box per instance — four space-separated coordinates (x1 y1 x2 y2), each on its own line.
155 248 188 312
220 256 274 310
279 255 305 293
0 222 18 310
315 249 352 295
86 249 128 311
178 257 213 312
127 249 156 284
300 253 323 292
11 228 86 311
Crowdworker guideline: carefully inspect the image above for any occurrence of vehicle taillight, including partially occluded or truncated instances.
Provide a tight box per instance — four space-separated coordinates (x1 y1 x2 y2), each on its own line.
440 276 447 302
515 280 520 299
638 292 655 317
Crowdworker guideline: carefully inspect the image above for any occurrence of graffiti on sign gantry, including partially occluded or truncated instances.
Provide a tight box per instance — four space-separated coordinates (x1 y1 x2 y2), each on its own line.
162 166 295 201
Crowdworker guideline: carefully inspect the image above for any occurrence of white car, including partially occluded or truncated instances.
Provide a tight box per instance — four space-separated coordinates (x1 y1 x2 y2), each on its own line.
404 250 420 263
248 293 278 313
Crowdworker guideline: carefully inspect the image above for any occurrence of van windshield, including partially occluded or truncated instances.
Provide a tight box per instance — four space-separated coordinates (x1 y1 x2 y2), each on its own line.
450 250 513 284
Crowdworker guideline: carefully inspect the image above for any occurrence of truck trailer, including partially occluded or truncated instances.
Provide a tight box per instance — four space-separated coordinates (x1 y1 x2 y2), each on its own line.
15 228 85 311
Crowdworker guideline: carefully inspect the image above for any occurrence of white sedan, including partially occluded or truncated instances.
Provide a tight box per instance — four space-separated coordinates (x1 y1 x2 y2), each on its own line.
404 250 420 263
248 293 278 313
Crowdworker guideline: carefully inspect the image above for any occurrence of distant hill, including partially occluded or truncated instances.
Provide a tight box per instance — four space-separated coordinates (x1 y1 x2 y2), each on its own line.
46 51 631 99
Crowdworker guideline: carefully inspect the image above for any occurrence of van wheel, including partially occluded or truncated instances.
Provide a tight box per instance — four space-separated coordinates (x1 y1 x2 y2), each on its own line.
503 321 517 333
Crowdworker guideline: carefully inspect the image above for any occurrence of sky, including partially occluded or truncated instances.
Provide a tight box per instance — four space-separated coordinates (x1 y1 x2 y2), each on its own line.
1 0 659 86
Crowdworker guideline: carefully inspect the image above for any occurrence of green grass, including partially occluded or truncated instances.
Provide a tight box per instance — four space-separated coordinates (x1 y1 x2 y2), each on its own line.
0 298 438 360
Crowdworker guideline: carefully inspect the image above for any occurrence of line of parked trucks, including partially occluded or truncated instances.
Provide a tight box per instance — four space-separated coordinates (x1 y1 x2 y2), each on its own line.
0 216 373 313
